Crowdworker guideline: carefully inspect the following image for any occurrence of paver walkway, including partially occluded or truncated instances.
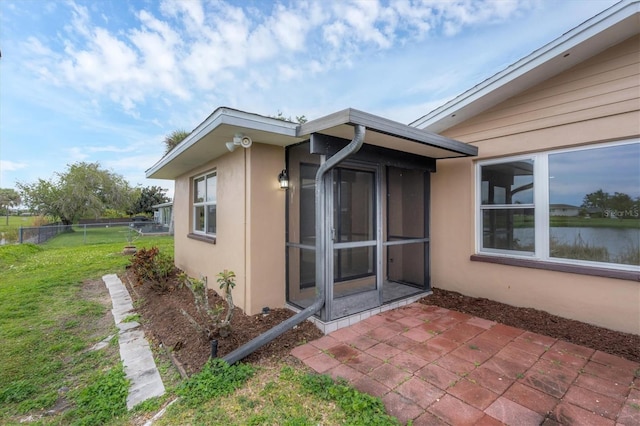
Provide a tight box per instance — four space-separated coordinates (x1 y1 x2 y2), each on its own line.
292 303 640 425
103 274 165 410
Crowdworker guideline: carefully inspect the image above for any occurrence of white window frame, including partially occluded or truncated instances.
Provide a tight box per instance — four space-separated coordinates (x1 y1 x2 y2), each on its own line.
193 171 217 236
476 140 639 272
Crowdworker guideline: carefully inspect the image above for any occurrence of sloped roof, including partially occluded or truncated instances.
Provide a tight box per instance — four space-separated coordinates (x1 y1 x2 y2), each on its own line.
411 0 640 133
146 107 476 180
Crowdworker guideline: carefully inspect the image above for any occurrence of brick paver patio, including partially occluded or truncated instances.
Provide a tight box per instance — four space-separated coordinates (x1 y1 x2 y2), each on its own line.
292 303 640 425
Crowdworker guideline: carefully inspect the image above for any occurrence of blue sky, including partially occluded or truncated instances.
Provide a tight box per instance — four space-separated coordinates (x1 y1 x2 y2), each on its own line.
0 0 619 199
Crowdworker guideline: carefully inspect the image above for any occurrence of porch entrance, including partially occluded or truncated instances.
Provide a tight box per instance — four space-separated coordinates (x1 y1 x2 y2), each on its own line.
286 141 431 322
328 165 379 318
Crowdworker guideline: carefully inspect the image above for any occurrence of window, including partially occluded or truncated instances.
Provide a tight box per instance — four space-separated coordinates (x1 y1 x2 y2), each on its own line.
480 159 535 253
193 171 216 235
477 141 639 271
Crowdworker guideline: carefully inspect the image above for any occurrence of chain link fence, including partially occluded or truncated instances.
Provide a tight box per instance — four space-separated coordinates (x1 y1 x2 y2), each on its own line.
17 221 170 245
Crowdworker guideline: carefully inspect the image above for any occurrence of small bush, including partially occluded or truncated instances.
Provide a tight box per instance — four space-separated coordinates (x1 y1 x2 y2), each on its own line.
130 246 175 292
550 236 609 262
31 215 50 227
176 359 254 407
616 243 640 266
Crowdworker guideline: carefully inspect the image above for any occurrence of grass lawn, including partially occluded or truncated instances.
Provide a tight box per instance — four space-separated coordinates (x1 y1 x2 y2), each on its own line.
0 236 398 425
549 216 640 229
0 216 38 243
0 235 173 424
44 224 144 248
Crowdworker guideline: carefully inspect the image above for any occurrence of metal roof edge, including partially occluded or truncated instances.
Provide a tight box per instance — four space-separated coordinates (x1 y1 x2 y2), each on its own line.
300 108 477 157
410 0 640 131
145 107 298 178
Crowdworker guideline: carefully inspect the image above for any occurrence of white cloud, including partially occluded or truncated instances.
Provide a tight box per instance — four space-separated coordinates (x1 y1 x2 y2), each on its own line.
20 0 536 116
0 160 28 187
0 160 27 172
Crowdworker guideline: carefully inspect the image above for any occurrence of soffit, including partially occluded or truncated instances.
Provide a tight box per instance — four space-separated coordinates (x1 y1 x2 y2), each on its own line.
299 108 477 159
146 108 304 179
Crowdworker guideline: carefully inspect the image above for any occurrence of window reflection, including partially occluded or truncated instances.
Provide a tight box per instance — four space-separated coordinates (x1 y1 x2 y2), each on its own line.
480 160 535 253
549 143 640 265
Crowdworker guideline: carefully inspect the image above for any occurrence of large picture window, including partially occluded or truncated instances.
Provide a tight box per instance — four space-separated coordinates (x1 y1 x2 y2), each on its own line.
193 171 216 235
477 141 639 271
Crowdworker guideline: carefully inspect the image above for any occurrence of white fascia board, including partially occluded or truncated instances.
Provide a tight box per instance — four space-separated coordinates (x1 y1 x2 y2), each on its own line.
411 0 640 132
145 107 298 178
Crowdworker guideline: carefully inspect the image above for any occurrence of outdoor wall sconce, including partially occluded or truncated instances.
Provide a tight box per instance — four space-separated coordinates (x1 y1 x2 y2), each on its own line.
278 169 289 189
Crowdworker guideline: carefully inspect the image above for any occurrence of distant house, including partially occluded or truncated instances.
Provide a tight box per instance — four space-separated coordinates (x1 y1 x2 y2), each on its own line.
148 0 639 335
152 202 173 232
549 204 580 217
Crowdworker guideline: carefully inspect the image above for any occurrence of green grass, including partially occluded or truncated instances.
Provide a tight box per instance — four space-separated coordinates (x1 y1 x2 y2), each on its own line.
159 365 400 426
0 235 401 425
43 225 143 248
61 363 129 425
550 216 640 229
0 236 173 424
0 216 37 244
0 215 37 227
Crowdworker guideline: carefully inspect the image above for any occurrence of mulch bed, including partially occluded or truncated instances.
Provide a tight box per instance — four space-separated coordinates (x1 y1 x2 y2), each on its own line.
124 270 639 374
419 288 640 363
123 270 323 375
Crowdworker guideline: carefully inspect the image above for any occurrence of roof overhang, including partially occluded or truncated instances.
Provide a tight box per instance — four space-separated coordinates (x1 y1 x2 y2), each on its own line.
411 0 640 133
147 107 477 180
299 108 477 159
146 108 303 179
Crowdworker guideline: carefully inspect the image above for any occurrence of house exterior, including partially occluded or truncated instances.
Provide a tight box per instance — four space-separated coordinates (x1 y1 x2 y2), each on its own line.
549 204 580 217
147 109 476 332
147 0 639 336
152 202 173 232
412 0 639 335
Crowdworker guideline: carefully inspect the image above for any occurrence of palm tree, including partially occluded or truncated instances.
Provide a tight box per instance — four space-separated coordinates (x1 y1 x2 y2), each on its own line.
0 188 21 225
163 129 190 156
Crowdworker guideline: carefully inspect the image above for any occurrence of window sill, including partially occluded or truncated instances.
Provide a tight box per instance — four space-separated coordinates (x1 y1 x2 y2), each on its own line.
470 254 639 282
187 233 216 245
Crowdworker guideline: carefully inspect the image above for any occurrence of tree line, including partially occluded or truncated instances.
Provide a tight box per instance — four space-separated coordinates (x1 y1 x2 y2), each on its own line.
581 189 640 219
1 130 192 226
1 162 169 225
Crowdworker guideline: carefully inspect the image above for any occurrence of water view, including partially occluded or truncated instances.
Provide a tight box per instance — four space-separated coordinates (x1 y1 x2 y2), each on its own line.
514 226 640 265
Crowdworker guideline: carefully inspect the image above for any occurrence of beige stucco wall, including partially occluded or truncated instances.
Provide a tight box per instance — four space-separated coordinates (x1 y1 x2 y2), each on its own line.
429 35 640 334
173 143 286 316
245 143 287 315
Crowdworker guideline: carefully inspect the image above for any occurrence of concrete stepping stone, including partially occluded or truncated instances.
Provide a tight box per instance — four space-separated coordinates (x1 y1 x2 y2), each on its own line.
102 274 165 410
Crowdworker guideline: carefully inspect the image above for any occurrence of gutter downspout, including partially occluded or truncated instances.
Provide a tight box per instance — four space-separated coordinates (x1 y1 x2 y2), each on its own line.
222 124 366 365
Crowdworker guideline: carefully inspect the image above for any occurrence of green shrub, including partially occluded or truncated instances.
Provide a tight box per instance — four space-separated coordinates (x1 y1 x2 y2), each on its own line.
130 246 175 292
550 236 609 262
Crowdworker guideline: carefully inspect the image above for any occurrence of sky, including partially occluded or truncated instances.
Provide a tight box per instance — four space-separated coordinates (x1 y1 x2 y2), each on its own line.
0 0 621 200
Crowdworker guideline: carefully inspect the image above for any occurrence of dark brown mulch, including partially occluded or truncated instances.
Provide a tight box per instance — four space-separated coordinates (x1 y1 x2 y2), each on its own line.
123 270 323 375
124 269 639 374
419 288 640 363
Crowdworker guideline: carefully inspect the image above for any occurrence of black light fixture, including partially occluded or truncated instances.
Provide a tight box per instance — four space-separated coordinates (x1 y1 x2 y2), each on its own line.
278 169 289 189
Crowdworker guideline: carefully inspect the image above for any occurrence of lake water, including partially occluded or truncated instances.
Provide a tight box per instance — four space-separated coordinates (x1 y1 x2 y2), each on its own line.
514 227 640 260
